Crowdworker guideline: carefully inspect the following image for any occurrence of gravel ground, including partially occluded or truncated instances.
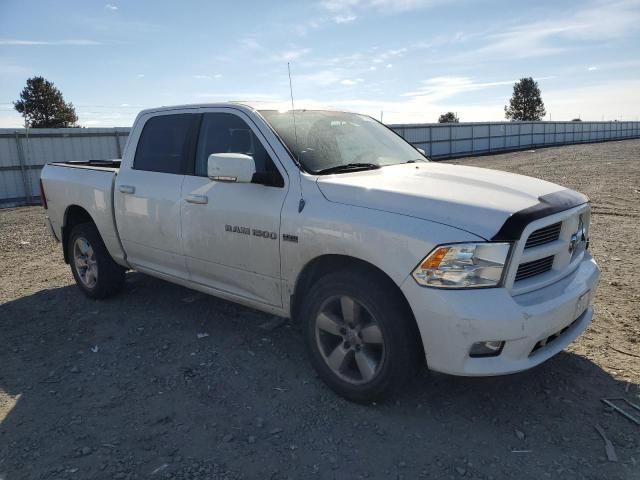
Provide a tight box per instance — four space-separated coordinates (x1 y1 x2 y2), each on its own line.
1 139 639 480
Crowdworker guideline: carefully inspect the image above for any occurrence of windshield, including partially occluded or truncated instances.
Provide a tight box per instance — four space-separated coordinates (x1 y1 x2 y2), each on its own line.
259 110 427 173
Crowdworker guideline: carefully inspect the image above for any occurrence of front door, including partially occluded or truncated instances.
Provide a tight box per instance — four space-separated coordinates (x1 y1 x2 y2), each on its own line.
181 111 288 307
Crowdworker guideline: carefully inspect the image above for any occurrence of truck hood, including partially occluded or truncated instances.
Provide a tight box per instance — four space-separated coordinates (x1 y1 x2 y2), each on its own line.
315 162 567 239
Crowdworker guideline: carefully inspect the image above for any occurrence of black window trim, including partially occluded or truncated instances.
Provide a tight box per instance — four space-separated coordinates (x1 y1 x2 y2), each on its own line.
185 114 203 176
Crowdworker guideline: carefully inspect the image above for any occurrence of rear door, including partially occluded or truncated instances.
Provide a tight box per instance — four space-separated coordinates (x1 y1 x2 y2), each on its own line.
115 112 200 278
180 109 288 306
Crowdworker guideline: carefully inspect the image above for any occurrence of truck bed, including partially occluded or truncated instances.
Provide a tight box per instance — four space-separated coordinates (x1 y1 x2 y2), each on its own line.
41 160 125 265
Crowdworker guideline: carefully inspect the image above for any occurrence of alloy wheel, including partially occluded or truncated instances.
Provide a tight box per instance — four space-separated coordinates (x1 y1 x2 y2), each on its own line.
73 236 98 289
315 295 385 384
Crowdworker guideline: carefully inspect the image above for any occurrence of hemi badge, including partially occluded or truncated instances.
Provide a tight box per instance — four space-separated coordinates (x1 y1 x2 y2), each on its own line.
282 234 299 243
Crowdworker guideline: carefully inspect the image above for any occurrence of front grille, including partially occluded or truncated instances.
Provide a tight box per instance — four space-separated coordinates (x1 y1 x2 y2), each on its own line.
525 222 562 249
515 255 554 282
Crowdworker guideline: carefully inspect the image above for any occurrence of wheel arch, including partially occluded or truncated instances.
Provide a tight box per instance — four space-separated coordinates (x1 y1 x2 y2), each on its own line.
61 205 95 264
290 254 425 359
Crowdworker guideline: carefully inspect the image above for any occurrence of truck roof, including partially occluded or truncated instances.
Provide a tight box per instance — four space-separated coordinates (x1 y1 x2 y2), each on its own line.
136 101 354 117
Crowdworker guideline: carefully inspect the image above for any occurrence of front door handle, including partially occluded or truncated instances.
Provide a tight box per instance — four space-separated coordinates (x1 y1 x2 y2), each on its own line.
185 194 208 205
119 185 135 194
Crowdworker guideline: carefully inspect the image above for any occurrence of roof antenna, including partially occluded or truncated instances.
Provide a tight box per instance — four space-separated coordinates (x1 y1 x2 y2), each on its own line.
288 62 305 213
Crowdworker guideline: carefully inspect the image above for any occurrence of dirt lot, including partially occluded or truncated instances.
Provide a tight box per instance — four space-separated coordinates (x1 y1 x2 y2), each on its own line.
1 139 639 480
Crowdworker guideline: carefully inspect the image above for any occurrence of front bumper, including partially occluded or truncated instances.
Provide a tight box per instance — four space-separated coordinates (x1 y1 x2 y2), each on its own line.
401 253 600 376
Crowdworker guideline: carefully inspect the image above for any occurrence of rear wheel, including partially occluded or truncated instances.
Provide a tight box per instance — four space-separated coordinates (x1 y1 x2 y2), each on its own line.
68 223 125 299
301 270 420 403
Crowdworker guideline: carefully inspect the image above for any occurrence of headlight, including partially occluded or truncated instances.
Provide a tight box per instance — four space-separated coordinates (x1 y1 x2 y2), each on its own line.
412 242 511 288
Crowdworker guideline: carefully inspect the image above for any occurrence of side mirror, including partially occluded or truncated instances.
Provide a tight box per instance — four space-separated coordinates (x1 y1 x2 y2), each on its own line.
208 153 256 183
417 147 426 156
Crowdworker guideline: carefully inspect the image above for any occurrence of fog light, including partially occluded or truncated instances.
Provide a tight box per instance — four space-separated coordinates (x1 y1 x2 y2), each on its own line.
469 341 505 358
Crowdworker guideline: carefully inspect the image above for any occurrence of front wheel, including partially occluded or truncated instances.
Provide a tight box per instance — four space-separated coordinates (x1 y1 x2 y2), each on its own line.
68 223 125 299
301 270 420 403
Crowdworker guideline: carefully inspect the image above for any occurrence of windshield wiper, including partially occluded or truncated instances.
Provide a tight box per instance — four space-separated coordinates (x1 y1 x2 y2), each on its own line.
315 163 381 175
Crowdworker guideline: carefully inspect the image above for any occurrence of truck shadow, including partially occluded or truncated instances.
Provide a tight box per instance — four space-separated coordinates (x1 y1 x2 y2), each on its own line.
1 272 638 479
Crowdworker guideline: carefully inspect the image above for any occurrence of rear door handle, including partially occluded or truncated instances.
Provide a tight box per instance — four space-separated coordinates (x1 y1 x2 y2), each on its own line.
185 194 208 205
119 185 135 194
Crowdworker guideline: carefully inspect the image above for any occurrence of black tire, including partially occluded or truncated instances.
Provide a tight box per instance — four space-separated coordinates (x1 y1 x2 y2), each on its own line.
301 269 421 403
67 222 126 299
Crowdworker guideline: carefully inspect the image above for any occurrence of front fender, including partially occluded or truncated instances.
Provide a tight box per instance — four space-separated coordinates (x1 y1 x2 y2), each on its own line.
280 190 485 307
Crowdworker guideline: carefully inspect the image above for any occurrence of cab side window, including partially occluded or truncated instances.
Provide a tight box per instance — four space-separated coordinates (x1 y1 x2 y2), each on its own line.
195 113 283 186
134 114 198 174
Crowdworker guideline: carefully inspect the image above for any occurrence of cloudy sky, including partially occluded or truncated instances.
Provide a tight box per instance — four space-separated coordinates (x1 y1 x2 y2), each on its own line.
1 0 639 127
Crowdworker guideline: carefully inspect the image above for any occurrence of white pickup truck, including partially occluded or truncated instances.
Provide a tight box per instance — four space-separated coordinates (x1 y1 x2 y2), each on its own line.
40 103 600 402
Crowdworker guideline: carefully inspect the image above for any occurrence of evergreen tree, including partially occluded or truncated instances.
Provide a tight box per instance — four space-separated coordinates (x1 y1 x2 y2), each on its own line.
14 76 79 128
504 77 546 121
438 112 460 123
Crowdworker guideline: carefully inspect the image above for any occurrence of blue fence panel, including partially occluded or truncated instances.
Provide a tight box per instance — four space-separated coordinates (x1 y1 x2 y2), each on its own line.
389 121 640 160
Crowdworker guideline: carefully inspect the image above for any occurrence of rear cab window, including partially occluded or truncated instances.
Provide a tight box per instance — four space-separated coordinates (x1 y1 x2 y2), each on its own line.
134 114 200 174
